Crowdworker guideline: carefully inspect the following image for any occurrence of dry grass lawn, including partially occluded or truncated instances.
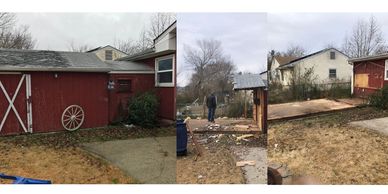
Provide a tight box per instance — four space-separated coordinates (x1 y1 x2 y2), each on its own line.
268 107 388 184
0 144 133 184
0 126 175 184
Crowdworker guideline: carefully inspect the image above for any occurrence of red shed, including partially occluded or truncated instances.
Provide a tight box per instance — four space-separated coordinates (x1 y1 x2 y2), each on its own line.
0 22 177 136
349 53 388 98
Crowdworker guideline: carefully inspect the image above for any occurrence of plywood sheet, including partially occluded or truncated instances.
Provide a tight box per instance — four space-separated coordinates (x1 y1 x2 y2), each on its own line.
355 73 369 88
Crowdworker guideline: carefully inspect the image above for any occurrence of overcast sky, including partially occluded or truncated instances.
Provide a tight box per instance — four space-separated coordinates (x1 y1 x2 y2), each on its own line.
16 13 153 51
177 13 267 87
268 13 388 54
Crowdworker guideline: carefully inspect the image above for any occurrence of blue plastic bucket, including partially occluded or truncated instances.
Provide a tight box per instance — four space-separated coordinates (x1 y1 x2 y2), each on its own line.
176 119 188 156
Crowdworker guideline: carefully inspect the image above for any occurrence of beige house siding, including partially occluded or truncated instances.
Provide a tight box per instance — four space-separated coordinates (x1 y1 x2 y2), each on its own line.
278 49 351 86
270 59 281 81
91 46 128 61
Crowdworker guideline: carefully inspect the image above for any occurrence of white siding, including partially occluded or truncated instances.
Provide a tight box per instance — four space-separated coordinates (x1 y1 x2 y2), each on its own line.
280 49 351 85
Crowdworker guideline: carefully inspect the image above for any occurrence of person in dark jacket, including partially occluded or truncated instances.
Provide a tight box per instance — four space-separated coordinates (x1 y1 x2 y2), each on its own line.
206 93 217 122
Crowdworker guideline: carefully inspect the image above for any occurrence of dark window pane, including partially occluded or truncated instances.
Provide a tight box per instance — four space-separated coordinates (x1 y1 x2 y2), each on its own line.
117 80 131 92
158 71 173 83
158 58 173 71
330 51 336 59
105 50 113 60
329 69 336 78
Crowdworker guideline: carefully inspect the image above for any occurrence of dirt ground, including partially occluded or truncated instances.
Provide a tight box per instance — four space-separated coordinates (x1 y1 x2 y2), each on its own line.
176 121 267 184
0 126 175 184
268 106 388 184
189 118 260 133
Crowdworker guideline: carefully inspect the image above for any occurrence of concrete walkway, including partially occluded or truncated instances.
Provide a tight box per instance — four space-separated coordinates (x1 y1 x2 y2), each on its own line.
82 136 176 184
350 117 388 135
269 98 359 120
231 146 267 184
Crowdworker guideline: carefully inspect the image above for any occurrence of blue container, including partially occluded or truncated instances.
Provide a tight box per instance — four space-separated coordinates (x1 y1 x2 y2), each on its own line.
0 173 52 184
176 119 188 156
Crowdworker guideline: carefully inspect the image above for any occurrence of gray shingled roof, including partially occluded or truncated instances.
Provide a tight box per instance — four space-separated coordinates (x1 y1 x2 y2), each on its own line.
0 48 151 72
105 60 153 71
233 74 267 90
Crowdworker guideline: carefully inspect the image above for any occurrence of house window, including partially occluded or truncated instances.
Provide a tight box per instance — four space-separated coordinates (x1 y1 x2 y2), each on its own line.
330 51 336 60
117 80 131 92
155 55 174 87
385 60 388 80
329 69 337 79
105 50 113 60
280 71 284 81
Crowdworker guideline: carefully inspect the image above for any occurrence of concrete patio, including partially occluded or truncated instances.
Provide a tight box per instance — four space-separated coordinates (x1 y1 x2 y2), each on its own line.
82 136 176 184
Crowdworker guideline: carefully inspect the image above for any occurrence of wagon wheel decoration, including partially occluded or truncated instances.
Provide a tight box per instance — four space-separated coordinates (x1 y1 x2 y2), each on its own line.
61 105 85 131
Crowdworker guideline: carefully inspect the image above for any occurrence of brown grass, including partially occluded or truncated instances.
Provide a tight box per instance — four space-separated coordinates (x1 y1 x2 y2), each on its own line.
0 144 133 184
268 107 388 184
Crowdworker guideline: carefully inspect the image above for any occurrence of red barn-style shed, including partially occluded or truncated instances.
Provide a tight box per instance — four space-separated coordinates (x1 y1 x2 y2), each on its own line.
349 53 388 98
0 22 177 136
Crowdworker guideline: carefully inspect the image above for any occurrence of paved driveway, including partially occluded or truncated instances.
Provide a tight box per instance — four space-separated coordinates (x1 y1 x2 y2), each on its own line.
350 117 388 135
269 98 359 120
82 136 176 184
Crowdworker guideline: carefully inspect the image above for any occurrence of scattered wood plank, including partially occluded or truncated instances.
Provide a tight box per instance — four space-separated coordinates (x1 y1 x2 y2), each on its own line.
236 160 256 167
184 117 203 157
236 134 254 141
234 125 250 129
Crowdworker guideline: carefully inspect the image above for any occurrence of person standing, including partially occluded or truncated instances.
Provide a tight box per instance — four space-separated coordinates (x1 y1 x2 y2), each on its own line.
206 93 217 123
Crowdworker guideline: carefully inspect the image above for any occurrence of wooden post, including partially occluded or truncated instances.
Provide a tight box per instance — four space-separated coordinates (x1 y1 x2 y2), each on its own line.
261 88 268 134
244 90 247 119
203 96 206 119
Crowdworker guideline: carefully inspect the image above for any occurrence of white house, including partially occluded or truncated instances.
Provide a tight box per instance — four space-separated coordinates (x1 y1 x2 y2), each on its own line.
272 48 351 86
269 55 297 82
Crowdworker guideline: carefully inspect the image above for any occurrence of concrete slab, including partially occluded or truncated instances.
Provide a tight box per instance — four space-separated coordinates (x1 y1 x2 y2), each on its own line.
269 98 355 120
350 117 388 135
82 136 176 184
231 146 267 184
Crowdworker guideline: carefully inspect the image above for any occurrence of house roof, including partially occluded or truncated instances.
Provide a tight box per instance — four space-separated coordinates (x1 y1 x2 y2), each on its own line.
0 48 150 72
348 52 388 63
233 74 267 90
118 21 177 62
153 21 177 43
278 48 348 70
274 56 298 66
105 60 153 72
86 45 128 55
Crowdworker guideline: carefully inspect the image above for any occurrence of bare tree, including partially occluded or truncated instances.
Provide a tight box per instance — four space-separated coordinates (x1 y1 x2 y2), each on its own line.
148 13 176 40
342 16 387 58
184 39 235 101
0 13 16 30
67 40 91 52
283 44 306 57
113 13 175 56
0 25 36 49
0 13 36 49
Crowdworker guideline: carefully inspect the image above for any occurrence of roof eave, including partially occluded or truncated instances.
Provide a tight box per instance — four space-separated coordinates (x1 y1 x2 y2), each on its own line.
349 53 388 63
0 67 111 72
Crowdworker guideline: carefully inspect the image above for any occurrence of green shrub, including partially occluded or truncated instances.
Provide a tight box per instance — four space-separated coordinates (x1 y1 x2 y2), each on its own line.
127 91 159 128
369 86 388 109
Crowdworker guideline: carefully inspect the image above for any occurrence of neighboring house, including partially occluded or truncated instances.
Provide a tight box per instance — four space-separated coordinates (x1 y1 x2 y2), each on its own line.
0 21 176 136
86 45 128 61
273 48 351 86
269 55 297 82
117 21 177 121
348 53 388 98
